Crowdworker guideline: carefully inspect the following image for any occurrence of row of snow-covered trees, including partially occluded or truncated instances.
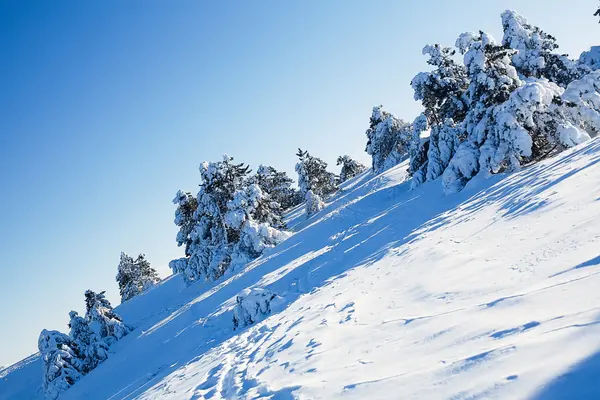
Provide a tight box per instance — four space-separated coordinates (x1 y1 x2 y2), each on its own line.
366 10 600 194
38 291 131 399
169 151 366 284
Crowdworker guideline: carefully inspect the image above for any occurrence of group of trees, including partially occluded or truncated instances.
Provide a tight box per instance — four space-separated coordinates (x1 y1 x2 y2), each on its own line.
170 150 366 284
38 291 131 399
38 253 158 398
366 10 600 194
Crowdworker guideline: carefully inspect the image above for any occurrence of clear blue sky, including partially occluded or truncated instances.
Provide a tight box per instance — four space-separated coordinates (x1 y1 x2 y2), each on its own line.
0 0 597 367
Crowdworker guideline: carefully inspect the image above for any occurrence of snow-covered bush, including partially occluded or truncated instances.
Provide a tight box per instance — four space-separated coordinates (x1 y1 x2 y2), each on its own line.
336 155 366 183
305 190 324 218
295 149 337 197
84 290 131 346
365 106 412 173
68 311 108 374
562 70 600 137
232 288 283 330
38 330 84 399
116 252 160 302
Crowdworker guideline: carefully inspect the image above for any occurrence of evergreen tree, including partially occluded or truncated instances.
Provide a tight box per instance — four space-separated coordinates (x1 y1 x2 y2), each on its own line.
68 311 108 374
295 149 337 197
501 10 583 87
365 106 412 173
408 114 430 189
443 31 521 193
225 184 290 264
172 190 198 257
411 44 469 185
336 155 366 183
84 290 131 346
38 330 83 399
116 253 160 302
254 165 301 210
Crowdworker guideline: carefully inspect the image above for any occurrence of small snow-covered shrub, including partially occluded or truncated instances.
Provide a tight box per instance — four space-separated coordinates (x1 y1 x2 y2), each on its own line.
232 288 283 330
305 190 324 218
38 330 84 399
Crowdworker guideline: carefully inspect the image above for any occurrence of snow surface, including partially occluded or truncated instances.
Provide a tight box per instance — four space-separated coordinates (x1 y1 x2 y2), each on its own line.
2 138 600 399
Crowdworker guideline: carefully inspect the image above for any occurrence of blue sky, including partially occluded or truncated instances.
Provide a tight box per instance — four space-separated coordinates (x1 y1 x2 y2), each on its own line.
0 0 597 367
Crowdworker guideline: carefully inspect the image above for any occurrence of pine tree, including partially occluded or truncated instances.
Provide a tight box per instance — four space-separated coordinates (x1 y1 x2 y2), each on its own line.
38 330 84 399
68 311 108 374
172 190 198 257
501 10 583 87
365 106 412 173
224 184 289 264
411 44 469 185
336 155 366 183
408 114 430 189
443 31 521 193
295 149 337 197
116 253 160 302
254 165 302 210
84 290 131 346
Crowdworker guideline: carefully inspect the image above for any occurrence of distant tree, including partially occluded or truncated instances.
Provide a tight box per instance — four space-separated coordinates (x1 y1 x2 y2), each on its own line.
84 290 131 346
365 106 412 173
116 252 160 302
38 330 83 399
336 155 366 183
295 149 337 197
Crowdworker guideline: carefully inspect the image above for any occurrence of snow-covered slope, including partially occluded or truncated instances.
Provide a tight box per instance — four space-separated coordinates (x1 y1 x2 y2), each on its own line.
3 138 600 400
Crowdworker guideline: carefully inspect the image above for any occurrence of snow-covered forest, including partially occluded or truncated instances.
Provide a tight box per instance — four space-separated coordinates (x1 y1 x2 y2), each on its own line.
2 6 600 400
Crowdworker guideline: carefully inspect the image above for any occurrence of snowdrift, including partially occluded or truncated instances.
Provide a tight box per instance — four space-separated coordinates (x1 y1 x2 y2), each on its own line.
2 138 600 399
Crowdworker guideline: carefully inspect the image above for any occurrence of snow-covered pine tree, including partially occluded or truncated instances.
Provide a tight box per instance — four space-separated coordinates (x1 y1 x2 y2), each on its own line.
501 10 584 87
172 190 198 257
84 290 131 346
411 44 469 185
365 106 412 173
68 311 108 374
172 155 253 283
38 330 84 399
254 165 302 210
305 190 324 218
408 114 430 189
443 31 521 193
295 149 337 197
224 184 290 265
336 155 366 183
116 253 160 302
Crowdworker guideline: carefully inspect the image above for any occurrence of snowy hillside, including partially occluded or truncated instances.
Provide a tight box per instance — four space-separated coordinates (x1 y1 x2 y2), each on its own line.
2 138 600 399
